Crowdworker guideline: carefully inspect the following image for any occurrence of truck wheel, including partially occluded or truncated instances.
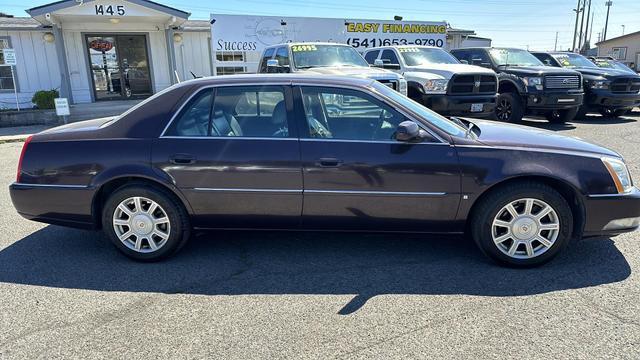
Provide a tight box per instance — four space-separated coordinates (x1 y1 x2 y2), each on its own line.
545 107 579 123
495 93 524 123
599 108 615 118
470 181 573 267
613 109 629 117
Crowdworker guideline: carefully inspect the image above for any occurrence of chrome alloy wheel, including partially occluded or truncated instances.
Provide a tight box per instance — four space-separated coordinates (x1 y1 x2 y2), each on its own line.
491 198 560 259
112 197 171 253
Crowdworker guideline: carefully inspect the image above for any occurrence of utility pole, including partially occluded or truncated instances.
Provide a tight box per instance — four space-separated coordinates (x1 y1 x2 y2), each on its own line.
582 0 592 53
572 0 583 51
597 32 601 43
604 1 613 41
588 12 595 45
621 24 625 35
578 0 587 51
554 31 559 51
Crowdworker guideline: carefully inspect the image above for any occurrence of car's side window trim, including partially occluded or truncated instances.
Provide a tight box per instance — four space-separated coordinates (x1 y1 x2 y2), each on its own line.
160 84 297 139
291 83 448 144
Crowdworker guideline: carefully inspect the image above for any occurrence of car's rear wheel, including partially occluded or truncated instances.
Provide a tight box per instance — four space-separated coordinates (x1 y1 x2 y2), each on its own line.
495 92 524 123
545 107 579 123
470 182 573 267
599 107 628 118
102 185 190 261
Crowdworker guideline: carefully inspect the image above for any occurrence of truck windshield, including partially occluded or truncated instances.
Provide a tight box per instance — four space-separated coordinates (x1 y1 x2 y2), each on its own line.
551 53 597 69
400 47 460 66
372 81 466 138
489 48 544 67
292 44 369 69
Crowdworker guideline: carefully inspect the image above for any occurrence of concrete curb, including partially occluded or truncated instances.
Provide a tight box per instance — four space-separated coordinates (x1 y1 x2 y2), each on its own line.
0 135 30 144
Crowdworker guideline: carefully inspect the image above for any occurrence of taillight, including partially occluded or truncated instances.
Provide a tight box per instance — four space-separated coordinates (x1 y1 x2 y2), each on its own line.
16 135 33 183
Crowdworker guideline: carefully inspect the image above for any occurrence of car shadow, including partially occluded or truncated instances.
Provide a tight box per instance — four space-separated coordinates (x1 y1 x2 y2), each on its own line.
0 226 631 315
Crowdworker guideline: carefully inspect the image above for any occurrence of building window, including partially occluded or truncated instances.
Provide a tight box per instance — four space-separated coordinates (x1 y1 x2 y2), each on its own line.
611 47 627 60
215 66 247 75
215 51 245 62
0 38 15 91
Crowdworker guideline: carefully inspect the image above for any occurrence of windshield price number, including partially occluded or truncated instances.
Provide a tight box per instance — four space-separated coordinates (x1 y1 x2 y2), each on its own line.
347 38 444 48
291 44 318 52
95 5 126 16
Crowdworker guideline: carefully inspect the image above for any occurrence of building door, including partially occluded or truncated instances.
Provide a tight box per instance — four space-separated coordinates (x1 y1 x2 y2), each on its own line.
86 34 152 100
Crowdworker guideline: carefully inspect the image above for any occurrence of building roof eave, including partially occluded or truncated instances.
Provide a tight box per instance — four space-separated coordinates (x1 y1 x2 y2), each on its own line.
27 0 190 19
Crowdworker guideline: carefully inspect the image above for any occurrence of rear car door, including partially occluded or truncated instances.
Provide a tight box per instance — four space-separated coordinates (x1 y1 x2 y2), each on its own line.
295 85 461 232
152 84 302 229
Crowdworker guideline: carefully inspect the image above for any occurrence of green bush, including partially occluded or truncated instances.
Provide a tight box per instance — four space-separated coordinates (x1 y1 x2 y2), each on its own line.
31 89 59 110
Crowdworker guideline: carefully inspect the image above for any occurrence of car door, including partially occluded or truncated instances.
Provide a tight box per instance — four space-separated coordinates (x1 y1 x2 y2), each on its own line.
152 84 303 229
295 85 461 232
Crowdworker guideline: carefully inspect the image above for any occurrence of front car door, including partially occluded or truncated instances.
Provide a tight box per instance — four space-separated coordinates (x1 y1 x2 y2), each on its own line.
294 85 461 232
152 83 302 229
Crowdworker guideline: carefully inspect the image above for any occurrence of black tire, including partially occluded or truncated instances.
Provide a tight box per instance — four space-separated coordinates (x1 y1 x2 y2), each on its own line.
599 107 615 118
574 106 588 119
470 181 573 267
102 184 191 261
613 109 629 117
545 107 579 123
495 92 524 123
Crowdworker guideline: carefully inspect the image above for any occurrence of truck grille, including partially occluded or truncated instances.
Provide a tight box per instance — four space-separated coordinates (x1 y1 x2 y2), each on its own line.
448 74 497 95
545 75 581 89
377 79 398 91
610 77 640 94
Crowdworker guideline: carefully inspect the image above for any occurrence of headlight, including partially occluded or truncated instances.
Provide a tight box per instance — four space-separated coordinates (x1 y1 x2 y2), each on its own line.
587 78 610 89
602 157 634 193
523 77 543 90
423 79 448 94
399 79 408 96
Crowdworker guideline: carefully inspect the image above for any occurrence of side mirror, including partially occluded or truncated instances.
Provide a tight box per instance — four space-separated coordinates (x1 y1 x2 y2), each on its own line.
394 121 427 142
373 59 384 67
460 60 469 65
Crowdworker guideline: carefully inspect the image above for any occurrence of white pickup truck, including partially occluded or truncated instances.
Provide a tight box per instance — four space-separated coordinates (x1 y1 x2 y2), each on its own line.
363 46 498 117
258 42 407 96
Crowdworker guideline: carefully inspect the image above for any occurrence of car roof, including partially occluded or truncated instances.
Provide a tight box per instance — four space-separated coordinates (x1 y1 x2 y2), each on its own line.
176 73 376 88
265 42 352 49
366 45 441 51
452 47 525 51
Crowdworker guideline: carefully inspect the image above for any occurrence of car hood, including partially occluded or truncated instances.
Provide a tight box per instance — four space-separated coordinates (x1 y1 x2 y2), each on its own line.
405 63 495 78
298 66 402 80
570 66 640 79
467 119 619 157
500 65 580 77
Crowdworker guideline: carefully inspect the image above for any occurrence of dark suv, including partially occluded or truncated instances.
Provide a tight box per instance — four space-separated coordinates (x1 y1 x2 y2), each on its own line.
451 47 584 123
532 51 640 118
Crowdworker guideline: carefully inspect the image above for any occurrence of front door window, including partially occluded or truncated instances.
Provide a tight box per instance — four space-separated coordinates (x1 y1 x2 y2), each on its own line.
87 35 152 100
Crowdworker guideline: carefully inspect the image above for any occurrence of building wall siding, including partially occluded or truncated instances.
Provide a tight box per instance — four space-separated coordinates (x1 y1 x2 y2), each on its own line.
175 31 212 81
598 33 640 70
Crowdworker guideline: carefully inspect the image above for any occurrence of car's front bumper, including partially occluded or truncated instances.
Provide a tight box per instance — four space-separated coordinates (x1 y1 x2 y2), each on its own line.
526 90 584 110
9 183 97 229
585 88 640 110
583 186 640 237
420 93 496 117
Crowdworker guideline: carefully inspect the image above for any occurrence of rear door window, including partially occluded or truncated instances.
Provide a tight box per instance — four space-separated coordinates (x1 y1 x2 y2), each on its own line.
364 50 379 64
381 49 400 65
259 48 275 72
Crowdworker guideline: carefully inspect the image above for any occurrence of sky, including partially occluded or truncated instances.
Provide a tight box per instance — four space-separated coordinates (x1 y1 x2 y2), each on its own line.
1 0 639 50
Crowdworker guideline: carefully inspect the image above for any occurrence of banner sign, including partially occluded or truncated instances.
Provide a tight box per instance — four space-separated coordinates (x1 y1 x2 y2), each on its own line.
210 14 447 54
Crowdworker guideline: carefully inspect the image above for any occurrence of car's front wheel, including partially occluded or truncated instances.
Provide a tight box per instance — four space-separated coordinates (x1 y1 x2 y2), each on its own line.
470 182 573 267
495 92 524 123
102 184 190 261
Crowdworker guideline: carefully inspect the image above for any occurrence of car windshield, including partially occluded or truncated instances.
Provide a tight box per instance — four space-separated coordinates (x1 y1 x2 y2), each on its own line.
292 44 369 69
372 81 467 138
489 48 544 66
551 53 597 68
595 59 636 73
399 47 460 66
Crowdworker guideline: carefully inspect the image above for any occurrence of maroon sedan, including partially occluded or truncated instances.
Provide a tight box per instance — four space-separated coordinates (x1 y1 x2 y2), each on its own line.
9 74 640 267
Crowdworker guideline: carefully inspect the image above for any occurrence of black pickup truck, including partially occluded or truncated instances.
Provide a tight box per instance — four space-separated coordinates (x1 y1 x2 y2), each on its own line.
532 51 640 118
450 47 584 123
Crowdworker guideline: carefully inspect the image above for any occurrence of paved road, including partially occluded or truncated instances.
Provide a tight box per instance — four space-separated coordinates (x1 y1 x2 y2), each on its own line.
1 112 639 359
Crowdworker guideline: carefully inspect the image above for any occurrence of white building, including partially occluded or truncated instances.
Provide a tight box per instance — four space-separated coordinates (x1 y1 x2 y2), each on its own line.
0 0 489 107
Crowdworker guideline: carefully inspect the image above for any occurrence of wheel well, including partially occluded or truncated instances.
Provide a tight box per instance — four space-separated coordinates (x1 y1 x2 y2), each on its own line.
466 176 586 239
92 177 187 229
498 81 518 94
407 82 423 98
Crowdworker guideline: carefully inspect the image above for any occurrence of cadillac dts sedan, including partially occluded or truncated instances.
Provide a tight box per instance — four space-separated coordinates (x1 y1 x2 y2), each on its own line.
10 74 640 267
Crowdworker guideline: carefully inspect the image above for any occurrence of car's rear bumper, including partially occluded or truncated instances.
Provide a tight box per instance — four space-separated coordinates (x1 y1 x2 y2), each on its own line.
585 89 640 110
9 183 97 229
583 186 640 237
420 93 496 117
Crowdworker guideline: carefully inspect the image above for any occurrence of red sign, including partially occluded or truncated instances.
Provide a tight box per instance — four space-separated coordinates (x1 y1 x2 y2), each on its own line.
89 39 113 52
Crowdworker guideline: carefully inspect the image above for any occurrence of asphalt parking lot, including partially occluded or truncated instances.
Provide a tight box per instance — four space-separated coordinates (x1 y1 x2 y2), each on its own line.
1 112 639 359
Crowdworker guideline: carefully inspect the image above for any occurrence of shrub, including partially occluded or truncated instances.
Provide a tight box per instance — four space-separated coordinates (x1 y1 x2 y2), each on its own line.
31 89 59 110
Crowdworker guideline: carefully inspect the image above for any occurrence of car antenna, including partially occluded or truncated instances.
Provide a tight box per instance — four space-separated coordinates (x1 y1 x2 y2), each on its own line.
190 71 201 79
